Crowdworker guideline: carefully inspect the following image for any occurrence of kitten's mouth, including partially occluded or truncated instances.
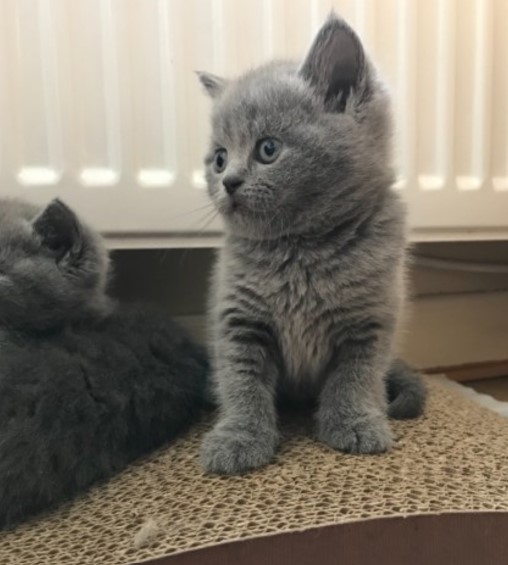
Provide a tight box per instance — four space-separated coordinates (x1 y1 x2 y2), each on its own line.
222 198 241 216
221 196 268 220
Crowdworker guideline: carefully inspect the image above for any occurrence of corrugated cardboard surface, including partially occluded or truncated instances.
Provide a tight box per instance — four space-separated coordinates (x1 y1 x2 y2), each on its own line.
1 378 507 565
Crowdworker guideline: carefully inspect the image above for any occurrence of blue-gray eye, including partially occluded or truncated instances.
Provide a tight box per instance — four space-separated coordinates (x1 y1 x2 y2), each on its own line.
255 138 282 164
214 149 228 173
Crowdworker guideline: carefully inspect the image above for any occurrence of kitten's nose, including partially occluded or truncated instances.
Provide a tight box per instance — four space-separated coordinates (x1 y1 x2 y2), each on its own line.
223 175 244 195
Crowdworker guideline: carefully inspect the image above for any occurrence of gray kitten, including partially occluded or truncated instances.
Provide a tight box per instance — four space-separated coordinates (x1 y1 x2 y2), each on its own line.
0 197 208 528
198 14 426 475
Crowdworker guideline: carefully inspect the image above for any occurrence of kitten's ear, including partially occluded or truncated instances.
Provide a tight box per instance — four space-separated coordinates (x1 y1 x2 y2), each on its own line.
33 199 82 260
300 13 366 110
196 71 227 99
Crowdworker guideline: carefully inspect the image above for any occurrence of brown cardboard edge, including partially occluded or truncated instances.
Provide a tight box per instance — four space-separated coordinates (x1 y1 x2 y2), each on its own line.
135 512 508 565
425 359 508 382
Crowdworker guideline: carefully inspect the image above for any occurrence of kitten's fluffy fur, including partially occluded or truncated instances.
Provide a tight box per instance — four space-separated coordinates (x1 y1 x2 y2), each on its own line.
0 198 208 528
198 14 426 474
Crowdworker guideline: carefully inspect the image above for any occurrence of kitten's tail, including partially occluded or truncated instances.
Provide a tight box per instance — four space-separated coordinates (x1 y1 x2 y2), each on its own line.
386 359 426 419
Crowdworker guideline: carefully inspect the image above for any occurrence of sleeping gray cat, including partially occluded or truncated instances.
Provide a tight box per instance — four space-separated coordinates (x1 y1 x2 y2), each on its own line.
198 13 426 474
0 197 208 528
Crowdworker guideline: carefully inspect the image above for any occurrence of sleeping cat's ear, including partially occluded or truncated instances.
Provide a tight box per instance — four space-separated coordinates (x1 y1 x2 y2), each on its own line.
300 13 366 111
33 199 82 260
196 71 227 99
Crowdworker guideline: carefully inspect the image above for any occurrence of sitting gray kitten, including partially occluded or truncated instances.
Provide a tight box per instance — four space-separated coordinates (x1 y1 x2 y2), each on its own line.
198 14 426 475
0 197 208 529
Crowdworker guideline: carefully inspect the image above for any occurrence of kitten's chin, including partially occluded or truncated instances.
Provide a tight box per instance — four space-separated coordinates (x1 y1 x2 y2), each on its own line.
220 205 255 235
218 199 290 240
224 214 285 241
218 200 247 225
218 197 240 215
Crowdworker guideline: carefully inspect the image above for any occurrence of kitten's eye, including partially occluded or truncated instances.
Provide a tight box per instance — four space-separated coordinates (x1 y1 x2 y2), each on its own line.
255 138 282 164
213 149 228 173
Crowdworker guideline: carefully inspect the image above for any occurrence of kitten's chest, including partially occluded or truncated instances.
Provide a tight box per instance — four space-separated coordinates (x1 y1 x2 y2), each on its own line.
265 260 338 383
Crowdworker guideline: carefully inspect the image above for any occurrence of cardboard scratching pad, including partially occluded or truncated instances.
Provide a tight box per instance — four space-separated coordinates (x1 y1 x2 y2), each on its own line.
1 378 508 565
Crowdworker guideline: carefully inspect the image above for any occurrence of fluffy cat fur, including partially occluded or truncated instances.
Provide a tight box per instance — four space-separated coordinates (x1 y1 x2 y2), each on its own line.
0 197 208 529
198 13 426 475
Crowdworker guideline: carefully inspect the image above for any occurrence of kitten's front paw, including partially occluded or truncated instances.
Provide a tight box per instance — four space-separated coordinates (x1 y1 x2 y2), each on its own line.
201 423 278 475
317 412 393 454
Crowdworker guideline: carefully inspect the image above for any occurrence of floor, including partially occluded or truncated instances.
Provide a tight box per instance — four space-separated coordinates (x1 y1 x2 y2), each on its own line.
463 376 508 402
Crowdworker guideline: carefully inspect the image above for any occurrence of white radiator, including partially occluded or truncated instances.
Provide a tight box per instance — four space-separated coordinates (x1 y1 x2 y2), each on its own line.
0 0 507 246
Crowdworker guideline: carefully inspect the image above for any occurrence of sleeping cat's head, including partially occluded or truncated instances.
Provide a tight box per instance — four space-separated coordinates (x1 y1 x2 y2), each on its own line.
199 14 394 239
0 198 111 331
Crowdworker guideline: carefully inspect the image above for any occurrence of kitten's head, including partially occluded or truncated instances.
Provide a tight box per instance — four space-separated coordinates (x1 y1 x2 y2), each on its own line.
0 198 112 331
199 14 394 239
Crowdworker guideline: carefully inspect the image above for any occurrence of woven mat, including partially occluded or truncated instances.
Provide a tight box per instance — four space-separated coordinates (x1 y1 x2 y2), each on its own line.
1 377 508 565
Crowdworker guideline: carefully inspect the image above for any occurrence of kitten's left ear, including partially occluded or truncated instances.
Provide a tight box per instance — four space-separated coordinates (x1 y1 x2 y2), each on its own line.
196 71 228 99
33 199 82 260
300 13 367 111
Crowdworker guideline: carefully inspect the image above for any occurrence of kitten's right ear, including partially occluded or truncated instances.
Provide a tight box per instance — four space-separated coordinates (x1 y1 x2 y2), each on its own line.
33 199 82 260
196 71 227 98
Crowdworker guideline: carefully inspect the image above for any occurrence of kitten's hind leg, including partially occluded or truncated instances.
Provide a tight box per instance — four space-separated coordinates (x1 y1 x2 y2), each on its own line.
316 338 393 454
201 321 280 475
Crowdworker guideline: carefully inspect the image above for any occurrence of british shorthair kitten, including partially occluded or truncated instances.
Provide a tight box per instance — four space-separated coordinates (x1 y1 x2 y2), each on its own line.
198 14 425 474
0 197 208 528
